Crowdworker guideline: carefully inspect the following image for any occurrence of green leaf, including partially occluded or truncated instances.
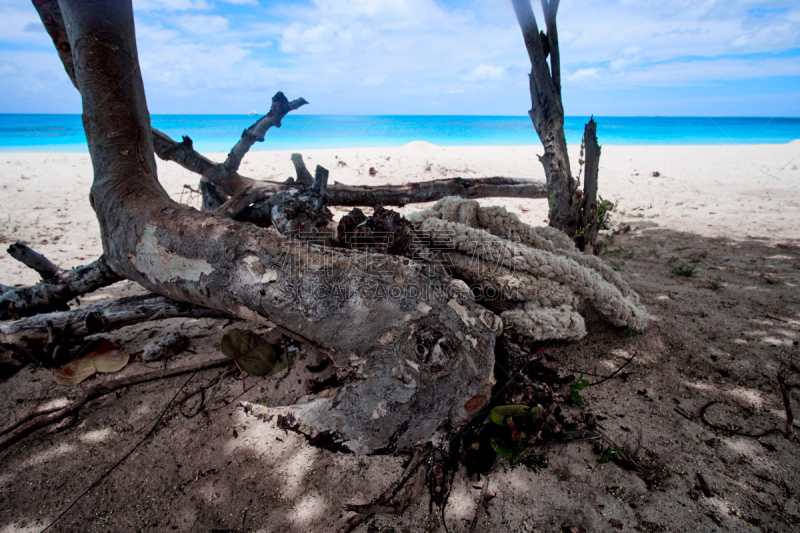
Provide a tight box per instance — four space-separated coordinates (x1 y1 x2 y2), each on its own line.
267 347 293 376
572 375 590 391
489 405 539 426
490 436 513 457
220 329 276 377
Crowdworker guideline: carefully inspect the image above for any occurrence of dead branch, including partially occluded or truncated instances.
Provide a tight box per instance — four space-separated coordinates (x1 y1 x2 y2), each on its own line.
0 358 230 454
291 152 314 187
0 252 120 320
578 117 601 254
223 93 308 173
1 294 228 369
324 176 547 207
513 0 573 232
7 241 62 279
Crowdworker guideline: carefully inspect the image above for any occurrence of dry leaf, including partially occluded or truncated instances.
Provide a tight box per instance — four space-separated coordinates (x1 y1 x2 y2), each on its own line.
53 342 129 386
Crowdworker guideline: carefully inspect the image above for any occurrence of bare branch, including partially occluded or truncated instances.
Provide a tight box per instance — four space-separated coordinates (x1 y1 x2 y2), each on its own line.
323 176 547 207
7 241 62 280
223 92 309 173
0 357 231 454
31 0 77 88
541 0 561 94
0 255 120 320
1 294 227 347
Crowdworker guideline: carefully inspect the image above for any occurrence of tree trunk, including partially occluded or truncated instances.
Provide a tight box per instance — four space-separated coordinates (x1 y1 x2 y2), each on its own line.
512 0 602 254
58 0 498 454
512 0 574 234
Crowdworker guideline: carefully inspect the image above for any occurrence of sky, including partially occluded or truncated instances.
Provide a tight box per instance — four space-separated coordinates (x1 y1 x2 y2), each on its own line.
0 0 799 117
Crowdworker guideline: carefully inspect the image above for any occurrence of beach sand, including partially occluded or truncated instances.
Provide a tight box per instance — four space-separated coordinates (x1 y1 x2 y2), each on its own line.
1 141 799 531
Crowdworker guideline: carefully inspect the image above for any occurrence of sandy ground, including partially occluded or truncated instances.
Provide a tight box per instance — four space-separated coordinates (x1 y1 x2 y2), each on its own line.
0 140 799 532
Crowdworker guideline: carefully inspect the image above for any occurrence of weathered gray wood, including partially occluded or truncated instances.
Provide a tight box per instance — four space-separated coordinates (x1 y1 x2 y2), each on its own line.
0 255 120 320
580 118 601 254
512 0 576 234
323 176 548 207
0 294 226 347
7 241 62 280
223 93 308 173
57 0 499 453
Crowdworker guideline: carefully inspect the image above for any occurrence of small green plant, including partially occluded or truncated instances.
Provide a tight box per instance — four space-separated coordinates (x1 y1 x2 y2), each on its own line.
596 196 614 228
597 445 621 464
670 260 699 277
488 405 540 465
618 326 638 337
624 250 635 259
708 280 721 291
569 375 590 407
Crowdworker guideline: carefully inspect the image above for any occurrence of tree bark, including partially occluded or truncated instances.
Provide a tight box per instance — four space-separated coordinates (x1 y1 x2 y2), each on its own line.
7 241 62 280
512 0 575 234
0 254 120 320
57 0 498 454
578 118 601 254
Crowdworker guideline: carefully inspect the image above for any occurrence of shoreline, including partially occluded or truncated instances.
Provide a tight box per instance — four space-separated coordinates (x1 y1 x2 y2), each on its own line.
1 138 799 154
2 142 799 286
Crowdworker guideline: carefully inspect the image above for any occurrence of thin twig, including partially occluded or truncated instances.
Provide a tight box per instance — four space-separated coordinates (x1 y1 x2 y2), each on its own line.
698 401 784 439
578 352 637 388
0 358 230 454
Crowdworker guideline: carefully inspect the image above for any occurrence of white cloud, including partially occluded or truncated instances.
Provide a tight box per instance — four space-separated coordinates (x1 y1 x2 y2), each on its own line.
567 68 599 82
463 64 506 82
180 14 230 34
3 0 800 115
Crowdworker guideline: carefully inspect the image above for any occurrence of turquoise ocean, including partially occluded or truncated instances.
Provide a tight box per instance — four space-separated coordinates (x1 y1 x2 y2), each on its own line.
1 114 798 152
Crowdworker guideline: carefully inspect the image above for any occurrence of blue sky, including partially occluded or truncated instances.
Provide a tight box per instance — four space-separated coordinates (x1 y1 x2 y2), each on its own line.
0 0 799 117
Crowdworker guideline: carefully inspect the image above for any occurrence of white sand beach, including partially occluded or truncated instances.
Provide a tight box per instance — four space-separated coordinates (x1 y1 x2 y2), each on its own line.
1 141 799 532
2 141 799 285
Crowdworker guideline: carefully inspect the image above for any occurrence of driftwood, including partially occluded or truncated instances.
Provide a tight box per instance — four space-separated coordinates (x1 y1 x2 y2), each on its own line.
35 0 500 456
5 0 648 462
0 294 228 376
0 244 120 320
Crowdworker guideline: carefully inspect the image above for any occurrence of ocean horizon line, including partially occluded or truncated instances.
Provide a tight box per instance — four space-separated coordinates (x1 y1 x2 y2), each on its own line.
2 113 800 119
1 114 799 152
